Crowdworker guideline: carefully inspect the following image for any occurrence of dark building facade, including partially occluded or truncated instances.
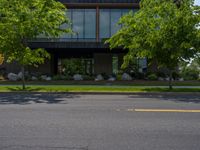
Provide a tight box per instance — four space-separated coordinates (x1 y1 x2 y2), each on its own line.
4 0 142 75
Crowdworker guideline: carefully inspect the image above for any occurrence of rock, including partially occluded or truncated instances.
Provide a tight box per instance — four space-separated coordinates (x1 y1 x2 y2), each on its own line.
31 76 38 81
165 77 170 81
45 77 52 81
7 73 18 81
95 74 104 81
158 77 164 81
122 73 132 81
178 78 184 81
73 74 83 81
40 75 52 81
41 75 47 80
108 77 116 81
18 72 23 80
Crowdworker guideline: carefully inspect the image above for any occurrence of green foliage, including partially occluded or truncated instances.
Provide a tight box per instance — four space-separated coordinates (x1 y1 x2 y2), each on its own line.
172 72 180 80
0 0 71 66
180 67 199 80
147 73 158 80
121 56 139 76
82 75 94 80
156 71 167 78
52 74 72 80
179 57 200 80
107 0 200 88
6 48 50 67
0 0 71 89
61 59 85 75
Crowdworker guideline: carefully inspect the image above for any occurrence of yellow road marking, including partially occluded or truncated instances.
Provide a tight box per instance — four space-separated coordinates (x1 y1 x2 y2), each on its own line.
129 109 200 113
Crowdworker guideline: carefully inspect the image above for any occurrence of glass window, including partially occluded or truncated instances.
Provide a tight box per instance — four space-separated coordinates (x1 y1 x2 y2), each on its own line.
122 9 130 16
112 55 119 74
111 9 122 35
72 9 84 39
84 9 96 39
100 9 110 39
60 9 72 40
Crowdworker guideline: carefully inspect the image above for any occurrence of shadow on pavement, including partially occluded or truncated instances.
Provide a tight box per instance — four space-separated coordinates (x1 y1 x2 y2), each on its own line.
129 93 200 104
0 93 80 105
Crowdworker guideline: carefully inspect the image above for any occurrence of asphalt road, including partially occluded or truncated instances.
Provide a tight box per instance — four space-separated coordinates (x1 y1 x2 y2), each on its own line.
0 93 200 150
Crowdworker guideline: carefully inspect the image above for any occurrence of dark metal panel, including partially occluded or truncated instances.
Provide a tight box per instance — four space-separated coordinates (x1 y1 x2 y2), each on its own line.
29 41 109 49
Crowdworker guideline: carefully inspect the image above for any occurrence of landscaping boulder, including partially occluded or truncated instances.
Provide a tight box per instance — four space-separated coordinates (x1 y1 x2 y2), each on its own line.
178 78 184 81
7 73 18 81
31 76 38 81
108 77 116 81
41 75 47 80
165 77 170 81
122 73 132 81
95 74 104 81
73 74 83 81
158 77 164 81
18 72 23 80
45 77 52 81
40 75 52 81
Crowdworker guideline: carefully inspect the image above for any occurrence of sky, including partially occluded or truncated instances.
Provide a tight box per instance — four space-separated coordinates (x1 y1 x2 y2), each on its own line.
195 0 200 5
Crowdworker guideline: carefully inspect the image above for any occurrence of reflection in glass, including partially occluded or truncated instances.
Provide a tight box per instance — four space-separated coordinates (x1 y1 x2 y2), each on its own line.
85 9 96 39
60 9 72 40
100 9 110 39
111 9 122 35
72 9 84 39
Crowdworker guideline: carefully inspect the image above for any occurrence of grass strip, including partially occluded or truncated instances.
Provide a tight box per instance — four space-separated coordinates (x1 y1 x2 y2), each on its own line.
0 80 200 86
0 85 199 92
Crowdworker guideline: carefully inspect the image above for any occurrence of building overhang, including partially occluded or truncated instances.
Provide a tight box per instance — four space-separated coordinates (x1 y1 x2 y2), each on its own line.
64 3 139 9
29 41 109 49
59 0 140 8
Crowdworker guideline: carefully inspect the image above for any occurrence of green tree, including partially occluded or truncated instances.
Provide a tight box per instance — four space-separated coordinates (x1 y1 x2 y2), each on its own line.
0 0 71 89
107 0 200 89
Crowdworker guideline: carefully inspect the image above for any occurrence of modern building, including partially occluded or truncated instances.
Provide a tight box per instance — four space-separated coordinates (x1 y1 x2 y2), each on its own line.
2 0 143 76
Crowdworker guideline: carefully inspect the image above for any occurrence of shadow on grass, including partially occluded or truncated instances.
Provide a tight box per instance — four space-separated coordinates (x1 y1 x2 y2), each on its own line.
0 92 80 105
6 87 44 92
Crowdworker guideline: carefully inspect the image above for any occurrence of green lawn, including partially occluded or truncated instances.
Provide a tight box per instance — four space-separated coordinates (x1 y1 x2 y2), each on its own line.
0 80 200 86
0 85 199 93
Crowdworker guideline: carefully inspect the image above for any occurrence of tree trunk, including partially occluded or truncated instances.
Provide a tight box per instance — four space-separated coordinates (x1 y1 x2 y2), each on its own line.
169 70 173 90
21 66 26 90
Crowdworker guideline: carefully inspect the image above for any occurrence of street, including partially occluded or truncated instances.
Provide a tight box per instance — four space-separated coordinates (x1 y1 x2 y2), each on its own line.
0 93 199 150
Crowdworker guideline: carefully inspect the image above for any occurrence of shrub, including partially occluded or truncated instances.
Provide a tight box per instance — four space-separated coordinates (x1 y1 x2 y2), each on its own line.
116 74 122 80
181 68 199 80
52 75 72 80
83 75 94 80
101 73 109 80
172 72 180 80
156 71 166 78
147 73 158 80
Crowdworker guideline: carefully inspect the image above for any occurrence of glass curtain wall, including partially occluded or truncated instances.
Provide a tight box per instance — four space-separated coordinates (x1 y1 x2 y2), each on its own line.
63 9 96 40
100 9 137 39
37 9 138 41
63 9 135 40
85 9 96 39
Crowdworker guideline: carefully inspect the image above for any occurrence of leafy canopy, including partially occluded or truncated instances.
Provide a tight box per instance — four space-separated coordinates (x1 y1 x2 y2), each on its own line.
107 0 200 70
0 0 71 66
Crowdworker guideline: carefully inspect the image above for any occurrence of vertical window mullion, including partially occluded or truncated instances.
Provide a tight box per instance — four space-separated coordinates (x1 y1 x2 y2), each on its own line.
83 9 85 39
